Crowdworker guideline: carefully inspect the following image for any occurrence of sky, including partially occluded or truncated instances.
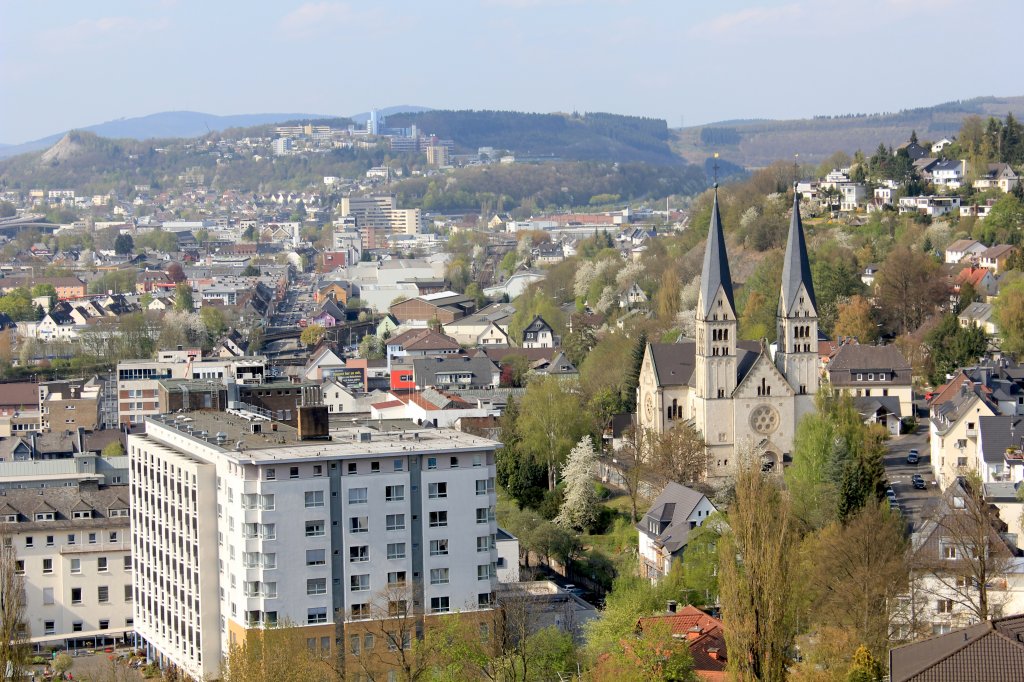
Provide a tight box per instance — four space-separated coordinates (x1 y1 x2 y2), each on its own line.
1 0 1022 144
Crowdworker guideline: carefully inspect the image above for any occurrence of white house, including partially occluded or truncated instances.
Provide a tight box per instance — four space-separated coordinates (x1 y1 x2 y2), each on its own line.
931 159 966 189
637 482 717 583
945 239 987 265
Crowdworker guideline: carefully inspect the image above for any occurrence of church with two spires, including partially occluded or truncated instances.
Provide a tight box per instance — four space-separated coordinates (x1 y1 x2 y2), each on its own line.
636 186 820 476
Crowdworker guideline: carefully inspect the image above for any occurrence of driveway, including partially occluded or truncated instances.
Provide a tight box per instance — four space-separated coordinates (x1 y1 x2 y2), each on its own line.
883 428 940 533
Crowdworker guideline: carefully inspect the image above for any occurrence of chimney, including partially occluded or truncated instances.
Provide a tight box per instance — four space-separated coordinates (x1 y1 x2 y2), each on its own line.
707 647 720 661
686 626 703 640
666 600 677 614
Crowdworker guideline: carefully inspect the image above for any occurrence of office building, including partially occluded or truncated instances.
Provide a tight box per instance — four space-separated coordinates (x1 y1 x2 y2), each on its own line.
339 196 422 250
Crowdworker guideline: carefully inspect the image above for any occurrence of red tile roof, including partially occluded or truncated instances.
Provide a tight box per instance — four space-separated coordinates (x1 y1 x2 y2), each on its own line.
637 605 727 679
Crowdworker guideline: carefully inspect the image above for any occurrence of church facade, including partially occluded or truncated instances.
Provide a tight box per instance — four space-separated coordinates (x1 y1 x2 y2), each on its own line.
637 186 819 477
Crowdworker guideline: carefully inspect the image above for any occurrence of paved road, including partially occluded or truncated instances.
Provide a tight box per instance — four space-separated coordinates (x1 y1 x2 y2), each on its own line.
883 428 940 532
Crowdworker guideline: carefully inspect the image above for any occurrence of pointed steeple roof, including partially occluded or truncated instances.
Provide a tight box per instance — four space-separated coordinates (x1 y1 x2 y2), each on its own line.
699 186 734 318
780 185 816 314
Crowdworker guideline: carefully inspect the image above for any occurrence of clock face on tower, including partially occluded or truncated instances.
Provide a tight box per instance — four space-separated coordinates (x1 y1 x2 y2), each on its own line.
750 404 780 435
645 394 655 421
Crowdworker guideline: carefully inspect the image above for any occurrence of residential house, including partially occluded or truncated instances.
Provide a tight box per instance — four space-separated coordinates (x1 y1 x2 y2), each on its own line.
956 266 998 300
315 281 350 305
637 482 718 583
825 343 914 420
980 244 1015 273
385 328 461 368
389 291 476 324
412 355 501 391
442 303 516 346
945 239 987 265
522 315 558 348
889 614 1024 681
535 242 565 265
861 263 880 288
899 195 961 217
902 141 930 161
839 182 867 212
930 384 998 489
960 199 998 220
635 605 728 681
973 163 1019 194
529 351 578 378
975 415 1024 485
482 270 546 300
302 345 346 382
38 378 101 433
984 481 1024 549
619 282 649 308
931 158 966 189
930 138 955 154
958 302 998 336
310 299 347 328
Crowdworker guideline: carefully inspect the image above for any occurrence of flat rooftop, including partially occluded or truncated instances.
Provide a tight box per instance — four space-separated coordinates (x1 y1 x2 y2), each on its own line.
144 411 499 463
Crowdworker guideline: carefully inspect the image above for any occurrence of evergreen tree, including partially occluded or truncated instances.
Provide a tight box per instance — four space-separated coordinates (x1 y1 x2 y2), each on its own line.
621 331 647 412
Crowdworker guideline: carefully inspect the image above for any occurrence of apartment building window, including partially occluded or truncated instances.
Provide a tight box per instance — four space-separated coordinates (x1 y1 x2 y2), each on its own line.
290 466 299 479
428 482 447 499
14 560 24 575
266 468 276 480
385 485 405 502
123 556 132 571
429 511 448 527
430 539 449 555
477 564 491 581
350 517 369 533
937 599 954 614
261 495 274 511
473 455 483 467
263 553 277 569
307 607 327 624
430 568 449 585
71 558 81 574
43 588 53 605
72 622 83 633
24 537 32 548
260 524 276 540
477 536 492 553
46 535 54 546
427 457 437 470
350 634 361 656
97 585 110 603
478 592 493 608
430 597 450 614
304 490 325 508
242 494 259 509
351 604 370 620
393 459 403 471
348 462 358 475
350 574 370 592
262 582 277 598
387 543 406 560
349 488 368 504
307 578 327 595
371 462 380 473
476 479 495 496
98 557 108 572
386 514 406 531
305 521 325 537
476 507 492 524
450 456 460 468
71 588 82 605
44 621 55 636
313 465 323 477
389 600 408 618
387 571 407 586
350 546 369 563
124 585 133 602
306 549 326 566
89 533 97 544
67 533 76 545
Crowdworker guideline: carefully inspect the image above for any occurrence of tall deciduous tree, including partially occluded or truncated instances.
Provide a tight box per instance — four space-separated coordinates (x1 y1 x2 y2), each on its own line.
221 622 341 682
516 376 593 490
875 245 945 335
718 456 797 682
833 295 878 343
0 533 29 681
651 424 708 485
995 275 1024 358
173 282 194 312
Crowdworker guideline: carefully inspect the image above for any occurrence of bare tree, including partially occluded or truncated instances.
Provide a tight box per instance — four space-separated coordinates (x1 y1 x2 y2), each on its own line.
220 619 341 682
352 583 433 682
912 475 1014 624
613 425 656 523
652 423 709 485
0 534 28 682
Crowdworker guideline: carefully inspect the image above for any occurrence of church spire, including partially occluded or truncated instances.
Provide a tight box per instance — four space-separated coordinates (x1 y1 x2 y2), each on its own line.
780 184 816 314
699 185 734 318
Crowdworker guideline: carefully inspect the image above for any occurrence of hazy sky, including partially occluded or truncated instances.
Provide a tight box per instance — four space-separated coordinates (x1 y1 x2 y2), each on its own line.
1 0 1021 143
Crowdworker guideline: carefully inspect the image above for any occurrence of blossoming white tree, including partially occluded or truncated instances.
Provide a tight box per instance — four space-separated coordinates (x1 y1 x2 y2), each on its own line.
555 436 599 532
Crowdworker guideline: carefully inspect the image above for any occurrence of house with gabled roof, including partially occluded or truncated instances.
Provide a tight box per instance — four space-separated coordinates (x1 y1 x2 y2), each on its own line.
636 605 728 681
522 315 558 348
890 613 1024 681
973 162 1019 194
637 482 718 583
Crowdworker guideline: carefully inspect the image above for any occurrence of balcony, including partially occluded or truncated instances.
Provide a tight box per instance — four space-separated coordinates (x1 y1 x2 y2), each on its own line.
60 540 131 555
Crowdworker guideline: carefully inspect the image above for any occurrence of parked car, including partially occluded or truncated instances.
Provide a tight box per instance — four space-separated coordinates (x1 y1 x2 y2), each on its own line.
912 474 926 489
886 486 897 500
907 449 920 465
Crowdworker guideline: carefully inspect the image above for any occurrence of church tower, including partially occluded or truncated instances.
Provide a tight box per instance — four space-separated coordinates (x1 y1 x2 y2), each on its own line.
776 186 818 419
695 186 738 403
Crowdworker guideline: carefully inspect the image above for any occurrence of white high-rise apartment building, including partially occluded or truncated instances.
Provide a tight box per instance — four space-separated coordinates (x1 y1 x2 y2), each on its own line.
128 410 499 680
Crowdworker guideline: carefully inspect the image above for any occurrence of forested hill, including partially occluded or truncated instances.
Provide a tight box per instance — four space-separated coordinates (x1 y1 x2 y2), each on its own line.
676 95 1024 168
385 110 679 164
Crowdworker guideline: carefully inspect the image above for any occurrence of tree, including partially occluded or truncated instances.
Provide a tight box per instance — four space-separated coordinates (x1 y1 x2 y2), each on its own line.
620 331 647 413
846 645 884 682
833 295 878 343
718 455 797 682
615 426 656 522
925 314 987 385
199 306 228 343
300 324 327 346
516 376 593 490
241 264 261 277
359 333 384 360
681 512 726 607
594 621 699 682
555 437 599 532
799 504 909 661
874 245 946 335
785 410 842 532
165 262 186 283
101 441 125 457
913 474 1015 623
52 653 72 677
221 621 341 682
562 323 597 368
654 268 681 322
995 275 1024 358
650 424 708 485
113 233 134 255
0 533 29 681
30 283 57 309
173 283 194 312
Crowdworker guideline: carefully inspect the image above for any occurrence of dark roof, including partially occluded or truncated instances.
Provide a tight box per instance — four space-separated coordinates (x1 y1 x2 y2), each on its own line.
0 382 39 408
698 187 734 318
978 415 1024 464
853 395 903 419
827 343 911 373
780 188 816 314
889 614 1024 682
638 482 712 554
902 141 929 160
0 484 130 530
931 158 963 172
387 328 460 352
647 340 761 389
523 315 553 334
